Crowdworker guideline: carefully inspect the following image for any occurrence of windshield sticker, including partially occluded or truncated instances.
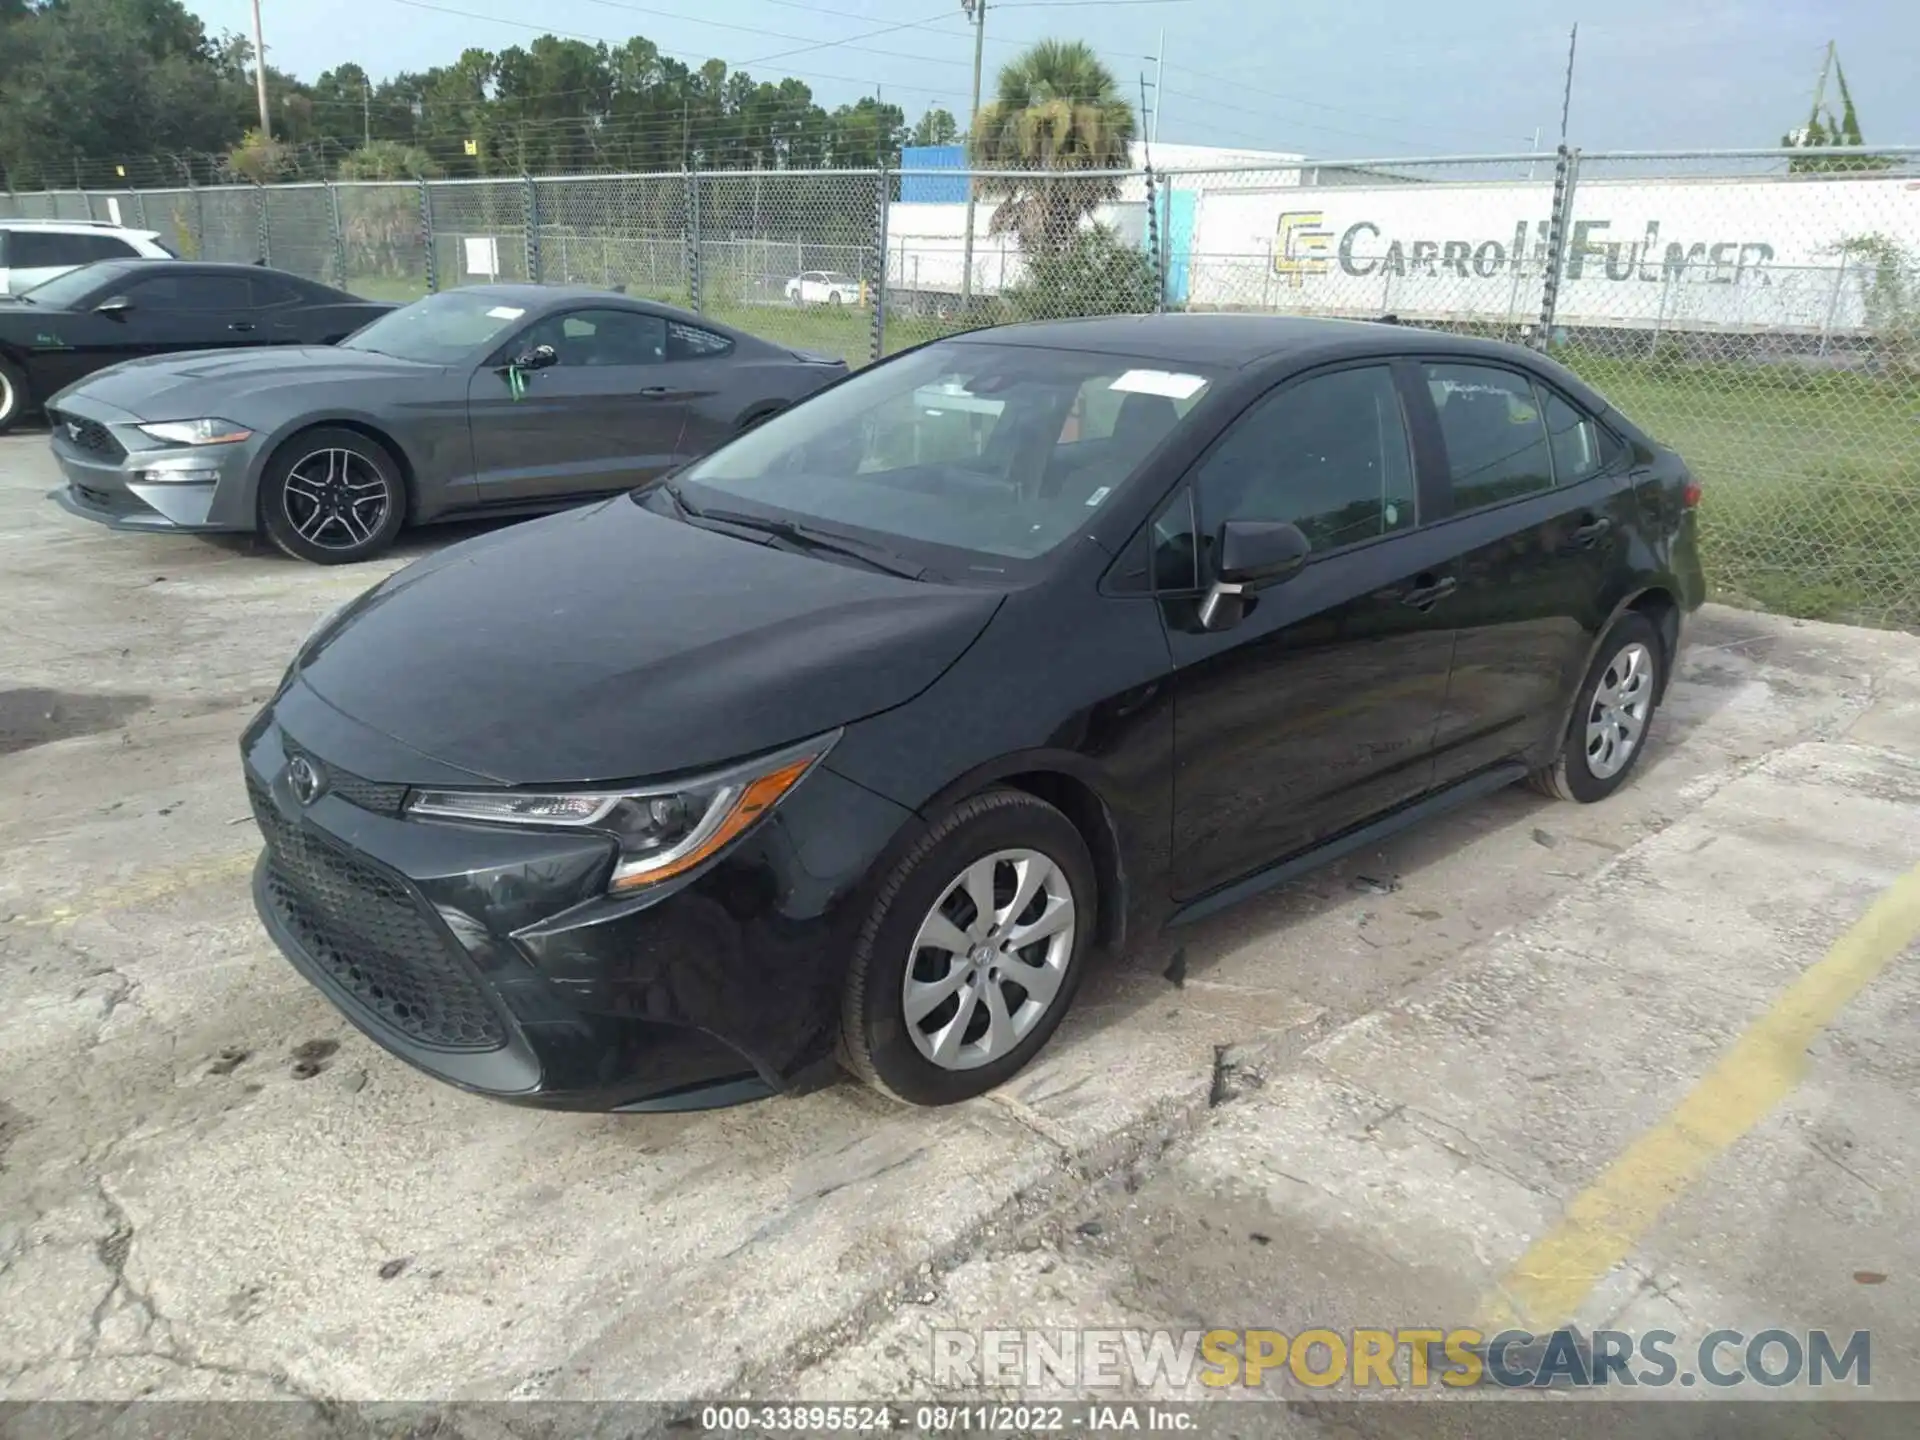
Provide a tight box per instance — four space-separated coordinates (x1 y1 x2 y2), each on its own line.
1110 369 1207 400
486 306 526 320
1084 486 1112 507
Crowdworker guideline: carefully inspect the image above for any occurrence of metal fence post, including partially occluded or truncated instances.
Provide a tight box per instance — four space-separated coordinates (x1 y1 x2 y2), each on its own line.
327 182 348 290
1144 165 1165 313
419 178 438 294
255 183 271 266
1534 145 1579 351
523 174 542 284
133 190 147 230
870 163 891 364
685 167 702 313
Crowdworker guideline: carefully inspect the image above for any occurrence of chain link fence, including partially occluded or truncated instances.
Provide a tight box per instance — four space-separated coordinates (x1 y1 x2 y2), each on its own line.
5 146 1917 628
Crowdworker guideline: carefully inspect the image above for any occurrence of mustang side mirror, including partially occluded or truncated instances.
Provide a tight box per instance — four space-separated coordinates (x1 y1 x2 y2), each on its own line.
511 343 558 372
94 295 134 319
1198 519 1312 630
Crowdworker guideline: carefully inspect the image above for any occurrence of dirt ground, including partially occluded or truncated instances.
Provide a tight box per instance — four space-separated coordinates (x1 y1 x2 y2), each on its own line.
2 429 1917 1422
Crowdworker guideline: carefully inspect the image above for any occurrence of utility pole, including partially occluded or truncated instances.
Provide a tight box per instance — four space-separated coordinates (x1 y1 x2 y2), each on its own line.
249 0 272 141
363 79 372 148
1151 29 1164 146
959 0 986 309
1557 23 1577 146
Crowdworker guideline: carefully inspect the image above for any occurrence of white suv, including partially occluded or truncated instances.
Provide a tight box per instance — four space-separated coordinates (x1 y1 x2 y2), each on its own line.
0 220 177 296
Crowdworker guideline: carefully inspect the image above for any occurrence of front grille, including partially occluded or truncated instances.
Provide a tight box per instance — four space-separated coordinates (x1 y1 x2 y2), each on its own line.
249 775 507 1051
70 482 115 510
49 410 124 460
282 739 408 816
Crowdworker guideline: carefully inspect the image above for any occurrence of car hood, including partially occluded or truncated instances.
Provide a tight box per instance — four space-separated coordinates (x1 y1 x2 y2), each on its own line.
291 497 1003 786
56 345 436 418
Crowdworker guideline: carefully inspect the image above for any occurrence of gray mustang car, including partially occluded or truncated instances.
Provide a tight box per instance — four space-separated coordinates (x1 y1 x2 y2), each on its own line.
45 284 850 562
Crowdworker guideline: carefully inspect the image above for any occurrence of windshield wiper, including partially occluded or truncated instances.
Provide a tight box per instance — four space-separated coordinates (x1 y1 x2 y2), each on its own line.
692 507 931 581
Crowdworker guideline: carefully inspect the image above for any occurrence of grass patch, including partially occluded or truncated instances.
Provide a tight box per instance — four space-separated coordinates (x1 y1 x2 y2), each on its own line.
1558 351 1920 629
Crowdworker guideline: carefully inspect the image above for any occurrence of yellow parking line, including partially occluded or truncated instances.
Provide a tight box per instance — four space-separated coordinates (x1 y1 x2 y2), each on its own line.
1485 859 1920 1332
14 850 256 929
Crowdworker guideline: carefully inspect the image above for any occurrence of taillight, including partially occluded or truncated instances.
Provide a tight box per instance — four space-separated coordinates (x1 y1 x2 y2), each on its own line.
1681 478 1702 509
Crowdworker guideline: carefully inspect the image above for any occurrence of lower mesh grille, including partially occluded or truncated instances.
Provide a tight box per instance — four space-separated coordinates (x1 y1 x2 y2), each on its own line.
249 776 507 1051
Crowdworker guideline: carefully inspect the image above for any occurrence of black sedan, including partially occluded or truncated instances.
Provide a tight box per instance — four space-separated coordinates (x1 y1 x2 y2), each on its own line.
0 259 391 433
44 285 850 562
242 314 1705 1112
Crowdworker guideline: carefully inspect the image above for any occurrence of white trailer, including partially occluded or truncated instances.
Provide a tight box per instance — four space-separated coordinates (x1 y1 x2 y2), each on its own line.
1180 171 1920 335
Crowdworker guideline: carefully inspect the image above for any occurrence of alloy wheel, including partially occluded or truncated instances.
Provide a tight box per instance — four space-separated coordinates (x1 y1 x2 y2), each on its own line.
282 447 393 552
0 368 15 424
1585 640 1655 780
903 848 1077 1071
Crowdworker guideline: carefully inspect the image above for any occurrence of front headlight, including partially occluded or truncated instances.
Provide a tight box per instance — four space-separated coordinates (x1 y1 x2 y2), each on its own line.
137 418 253 446
405 733 837 893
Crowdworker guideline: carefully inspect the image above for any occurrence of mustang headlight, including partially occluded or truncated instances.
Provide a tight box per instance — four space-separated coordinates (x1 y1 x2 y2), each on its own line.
137 418 253 446
405 733 837 893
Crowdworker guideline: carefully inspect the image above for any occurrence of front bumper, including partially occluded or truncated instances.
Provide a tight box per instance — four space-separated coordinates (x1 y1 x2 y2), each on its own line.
45 396 260 533
240 695 914 1112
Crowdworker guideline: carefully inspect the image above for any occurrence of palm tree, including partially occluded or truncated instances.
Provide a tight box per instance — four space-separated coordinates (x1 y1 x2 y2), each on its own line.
969 40 1135 255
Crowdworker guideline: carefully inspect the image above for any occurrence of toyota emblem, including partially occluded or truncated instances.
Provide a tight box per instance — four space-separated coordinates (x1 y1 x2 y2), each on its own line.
286 755 324 806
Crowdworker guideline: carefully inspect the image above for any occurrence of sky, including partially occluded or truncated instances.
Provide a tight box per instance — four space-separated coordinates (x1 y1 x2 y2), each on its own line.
186 0 1920 158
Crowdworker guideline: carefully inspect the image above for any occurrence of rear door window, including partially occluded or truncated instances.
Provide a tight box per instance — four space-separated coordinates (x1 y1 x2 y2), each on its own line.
6 231 79 267
1424 362 1556 511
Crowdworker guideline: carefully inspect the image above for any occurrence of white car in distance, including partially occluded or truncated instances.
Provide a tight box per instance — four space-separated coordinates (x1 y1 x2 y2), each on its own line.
784 270 862 307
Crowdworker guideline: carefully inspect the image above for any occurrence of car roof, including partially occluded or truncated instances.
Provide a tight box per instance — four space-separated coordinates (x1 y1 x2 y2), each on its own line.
951 312 1538 370
3 219 160 238
444 282 750 336
44 258 330 284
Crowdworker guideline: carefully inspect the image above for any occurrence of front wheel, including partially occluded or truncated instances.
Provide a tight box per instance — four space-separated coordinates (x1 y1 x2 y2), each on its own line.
1531 612 1665 803
829 290 846 307
0 355 29 435
840 789 1096 1105
259 427 407 565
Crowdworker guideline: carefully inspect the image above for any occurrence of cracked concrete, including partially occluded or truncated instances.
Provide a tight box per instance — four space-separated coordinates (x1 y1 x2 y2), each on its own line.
3 431 1919 1412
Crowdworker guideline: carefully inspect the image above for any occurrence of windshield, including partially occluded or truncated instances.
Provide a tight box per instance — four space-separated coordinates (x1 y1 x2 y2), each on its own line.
14 266 111 308
673 340 1215 572
340 289 533 364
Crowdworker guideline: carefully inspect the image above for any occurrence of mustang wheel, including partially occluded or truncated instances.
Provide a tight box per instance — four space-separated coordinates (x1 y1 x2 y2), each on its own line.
840 788 1095 1105
1532 612 1664 803
0 356 27 435
260 427 407 565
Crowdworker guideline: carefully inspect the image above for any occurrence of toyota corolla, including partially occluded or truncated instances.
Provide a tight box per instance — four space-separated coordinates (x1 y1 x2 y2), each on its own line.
242 314 1704 1112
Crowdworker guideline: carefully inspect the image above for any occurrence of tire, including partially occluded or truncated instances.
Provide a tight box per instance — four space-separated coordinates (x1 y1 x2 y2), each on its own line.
840 788 1097 1106
0 355 28 436
259 427 407 565
1530 612 1665 803
829 290 845 307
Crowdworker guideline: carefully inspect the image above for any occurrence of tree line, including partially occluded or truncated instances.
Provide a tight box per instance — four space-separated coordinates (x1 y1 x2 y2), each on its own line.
0 0 964 190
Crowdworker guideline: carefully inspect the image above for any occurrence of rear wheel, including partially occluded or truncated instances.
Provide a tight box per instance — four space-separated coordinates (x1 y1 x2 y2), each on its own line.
840 789 1095 1106
0 356 28 435
829 290 846 307
1531 612 1664 803
259 427 407 565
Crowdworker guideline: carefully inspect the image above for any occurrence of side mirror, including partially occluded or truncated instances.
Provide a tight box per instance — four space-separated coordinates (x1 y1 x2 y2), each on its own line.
94 295 133 319
1198 519 1311 630
513 343 558 371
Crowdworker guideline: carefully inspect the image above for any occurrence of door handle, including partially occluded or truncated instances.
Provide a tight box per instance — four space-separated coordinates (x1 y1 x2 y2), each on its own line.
638 386 681 398
227 322 255 332
1399 575 1457 610
1567 516 1613 549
